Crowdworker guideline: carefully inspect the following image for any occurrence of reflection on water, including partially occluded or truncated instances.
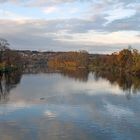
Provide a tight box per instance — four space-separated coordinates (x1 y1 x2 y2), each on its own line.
0 67 139 101
23 66 89 82
93 71 140 100
60 68 89 82
0 68 140 140
0 71 22 102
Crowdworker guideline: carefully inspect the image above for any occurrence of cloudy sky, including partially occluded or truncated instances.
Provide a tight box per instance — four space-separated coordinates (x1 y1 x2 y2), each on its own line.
0 0 140 53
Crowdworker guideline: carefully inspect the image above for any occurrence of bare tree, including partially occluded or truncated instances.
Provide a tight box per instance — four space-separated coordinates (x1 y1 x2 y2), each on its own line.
0 38 10 63
0 38 10 51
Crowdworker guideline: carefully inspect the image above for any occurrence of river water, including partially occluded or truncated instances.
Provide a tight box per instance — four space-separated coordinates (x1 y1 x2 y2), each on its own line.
0 70 140 140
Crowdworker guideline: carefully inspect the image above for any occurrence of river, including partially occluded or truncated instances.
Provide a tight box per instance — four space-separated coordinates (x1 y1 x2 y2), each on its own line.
0 69 140 140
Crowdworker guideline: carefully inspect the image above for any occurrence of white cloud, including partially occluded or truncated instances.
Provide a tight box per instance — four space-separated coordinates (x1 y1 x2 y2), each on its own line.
43 6 58 14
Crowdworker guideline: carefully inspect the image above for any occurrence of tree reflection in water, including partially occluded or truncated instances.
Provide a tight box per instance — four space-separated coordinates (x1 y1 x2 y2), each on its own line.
60 68 89 82
93 71 140 99
0 66 140 101
24 66 89 82
24 65 140 99
0 71 22 102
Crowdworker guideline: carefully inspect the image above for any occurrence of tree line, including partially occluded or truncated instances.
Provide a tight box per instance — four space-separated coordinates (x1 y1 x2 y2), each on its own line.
0 38 140 77
48 51 89 70
47 47 140 77
89 48 140 77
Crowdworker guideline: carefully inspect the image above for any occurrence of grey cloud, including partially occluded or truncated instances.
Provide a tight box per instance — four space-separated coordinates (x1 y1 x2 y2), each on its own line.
0 19 89 51
119 0 140 4
0 19 139 53
0 0 139 52
104 12 140 32
85 0 140 30
65 17 107 33
0 18 106 34
0 20 111 52
0 14 139 35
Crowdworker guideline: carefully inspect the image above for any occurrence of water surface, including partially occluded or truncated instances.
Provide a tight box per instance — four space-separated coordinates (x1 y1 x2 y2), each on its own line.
0 70 140 140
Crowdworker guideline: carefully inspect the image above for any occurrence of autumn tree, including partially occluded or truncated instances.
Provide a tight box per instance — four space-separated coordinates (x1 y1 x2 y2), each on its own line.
117 49 133 72
48 51 89 69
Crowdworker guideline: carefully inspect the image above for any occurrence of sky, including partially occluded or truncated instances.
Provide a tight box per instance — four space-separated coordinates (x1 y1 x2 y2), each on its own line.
0 0 140 53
